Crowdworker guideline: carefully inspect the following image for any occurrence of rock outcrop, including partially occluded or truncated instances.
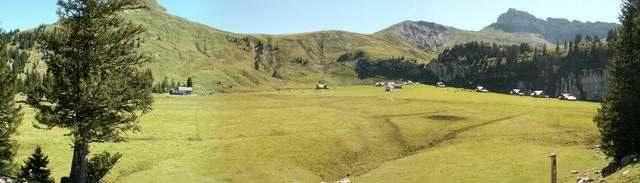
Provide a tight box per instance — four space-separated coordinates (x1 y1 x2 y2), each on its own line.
426 59 609 101
378 21 452 53
487 8 619 44
555 69 610 101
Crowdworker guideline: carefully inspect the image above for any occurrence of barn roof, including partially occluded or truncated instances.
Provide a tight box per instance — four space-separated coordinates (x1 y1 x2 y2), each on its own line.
178 87 192 91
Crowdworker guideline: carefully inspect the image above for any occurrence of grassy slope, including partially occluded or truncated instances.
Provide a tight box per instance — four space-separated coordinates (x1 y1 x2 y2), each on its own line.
605 163 640 182
12 0 560 93
122 6 435 92
120 0 554 92
13 85 621 182
450 27 553 47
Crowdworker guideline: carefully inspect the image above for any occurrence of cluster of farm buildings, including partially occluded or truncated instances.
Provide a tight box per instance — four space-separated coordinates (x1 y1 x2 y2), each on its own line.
315 81 579 101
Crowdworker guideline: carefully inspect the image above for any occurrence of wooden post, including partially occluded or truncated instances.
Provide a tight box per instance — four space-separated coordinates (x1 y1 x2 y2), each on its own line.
549 152 558 183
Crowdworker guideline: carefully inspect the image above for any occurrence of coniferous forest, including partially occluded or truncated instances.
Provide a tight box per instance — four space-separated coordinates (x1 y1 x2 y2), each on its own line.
352 32 614 100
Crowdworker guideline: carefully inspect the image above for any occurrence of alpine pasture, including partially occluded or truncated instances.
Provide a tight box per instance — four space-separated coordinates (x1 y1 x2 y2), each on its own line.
14 85 611 182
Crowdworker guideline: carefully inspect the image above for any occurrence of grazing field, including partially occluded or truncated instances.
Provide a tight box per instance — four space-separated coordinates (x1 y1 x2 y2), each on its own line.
13 85 616 182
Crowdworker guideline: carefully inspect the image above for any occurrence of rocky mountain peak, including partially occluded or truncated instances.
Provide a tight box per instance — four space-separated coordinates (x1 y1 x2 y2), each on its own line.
487 8 619 44
496 8 541 28
377 20 452 53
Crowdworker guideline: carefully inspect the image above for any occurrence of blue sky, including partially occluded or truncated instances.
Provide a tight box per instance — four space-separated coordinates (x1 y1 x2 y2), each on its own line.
0 0 623 34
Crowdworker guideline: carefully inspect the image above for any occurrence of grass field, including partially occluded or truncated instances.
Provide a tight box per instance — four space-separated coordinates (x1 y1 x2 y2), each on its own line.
13 85 628 182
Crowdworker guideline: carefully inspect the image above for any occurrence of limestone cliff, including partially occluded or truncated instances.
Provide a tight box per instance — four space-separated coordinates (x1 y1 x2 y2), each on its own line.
555 69 609 101
427 59 609 101
487 8 619 44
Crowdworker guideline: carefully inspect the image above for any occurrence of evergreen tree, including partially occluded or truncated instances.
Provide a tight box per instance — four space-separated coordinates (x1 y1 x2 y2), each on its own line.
170 78 176 90
0 29 23 174
143 68 153 81
154 82 162 93
41 71 55 97
19 147 54 183
161 76 168 93
29 1 153 182
15 77 25 94
569 41 574 54
25 70 42 103
187 77 193 87
87 152 122 183
594 0 640 161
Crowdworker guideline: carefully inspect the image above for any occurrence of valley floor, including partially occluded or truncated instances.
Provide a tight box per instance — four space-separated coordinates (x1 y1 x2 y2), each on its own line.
14 85 623 182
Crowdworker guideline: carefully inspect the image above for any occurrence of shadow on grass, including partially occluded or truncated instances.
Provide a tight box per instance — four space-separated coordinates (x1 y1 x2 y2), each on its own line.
384 113 522 160
601 153 640 177
375 111 440 118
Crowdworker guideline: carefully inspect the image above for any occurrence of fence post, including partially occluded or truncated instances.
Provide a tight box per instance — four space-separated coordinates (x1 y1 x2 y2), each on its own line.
548 152 558 183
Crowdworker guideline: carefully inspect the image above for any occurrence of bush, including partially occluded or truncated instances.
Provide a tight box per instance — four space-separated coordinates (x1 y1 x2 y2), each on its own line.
87 152 122 183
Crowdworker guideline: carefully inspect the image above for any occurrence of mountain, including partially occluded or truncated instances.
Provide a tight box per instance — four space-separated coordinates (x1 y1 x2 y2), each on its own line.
126 2 616 92
486 8 620 44
112 1 441 92
6 1 617 96
377 20 552 53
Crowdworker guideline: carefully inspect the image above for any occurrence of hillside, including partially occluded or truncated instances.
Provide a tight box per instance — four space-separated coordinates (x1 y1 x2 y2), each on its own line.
5 1 618 95
377 20 553 53
120 5 604 92
486 8 620 44
121 1 436 92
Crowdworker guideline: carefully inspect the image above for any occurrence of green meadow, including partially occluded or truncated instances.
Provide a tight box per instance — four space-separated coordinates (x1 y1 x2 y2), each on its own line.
13 85 621 182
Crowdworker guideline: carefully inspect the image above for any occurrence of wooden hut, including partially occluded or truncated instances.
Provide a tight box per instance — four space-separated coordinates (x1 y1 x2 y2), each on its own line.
316 84 329 89
170 87 192 95
476 86 489 93
509 89 521 95
558 93 577 101
530 90 545 97
403 80 414 85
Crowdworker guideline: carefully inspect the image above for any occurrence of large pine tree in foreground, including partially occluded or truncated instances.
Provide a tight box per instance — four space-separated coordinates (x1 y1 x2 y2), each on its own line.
594 0 640 161
0 29 23 174
28 0 153 182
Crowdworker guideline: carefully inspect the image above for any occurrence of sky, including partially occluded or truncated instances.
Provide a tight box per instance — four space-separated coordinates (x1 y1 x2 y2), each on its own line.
0 0 623 34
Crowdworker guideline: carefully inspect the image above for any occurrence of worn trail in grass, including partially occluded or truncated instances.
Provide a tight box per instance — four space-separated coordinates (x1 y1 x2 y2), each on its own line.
14 85 611 182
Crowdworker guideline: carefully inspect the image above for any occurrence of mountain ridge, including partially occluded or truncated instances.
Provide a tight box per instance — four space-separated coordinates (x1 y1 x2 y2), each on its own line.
376 20 553 53
9 1 620 94
486 8 620 44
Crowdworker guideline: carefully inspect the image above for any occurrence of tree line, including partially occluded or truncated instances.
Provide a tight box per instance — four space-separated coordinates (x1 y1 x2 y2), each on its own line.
8 66 195 95
8 26 54 50
349 32 613 99
1 47 30 74
430 33 611 93
152 74 193 93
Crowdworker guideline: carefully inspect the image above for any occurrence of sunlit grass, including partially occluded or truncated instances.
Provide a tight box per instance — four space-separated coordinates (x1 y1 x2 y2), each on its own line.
13 85 621 182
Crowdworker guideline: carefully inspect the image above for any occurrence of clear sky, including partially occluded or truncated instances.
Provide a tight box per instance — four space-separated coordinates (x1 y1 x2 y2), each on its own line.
0 0 623 34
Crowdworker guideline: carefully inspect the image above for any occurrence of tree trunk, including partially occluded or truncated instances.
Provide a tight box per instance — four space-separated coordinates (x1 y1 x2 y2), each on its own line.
69 140 90 183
